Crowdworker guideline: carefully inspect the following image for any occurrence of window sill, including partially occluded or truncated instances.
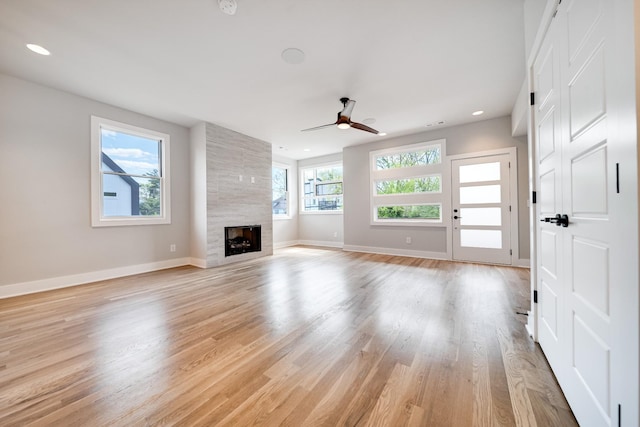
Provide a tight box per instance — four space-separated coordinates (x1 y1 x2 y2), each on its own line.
370 220 443 227
92 216 171 227
300 210 344 215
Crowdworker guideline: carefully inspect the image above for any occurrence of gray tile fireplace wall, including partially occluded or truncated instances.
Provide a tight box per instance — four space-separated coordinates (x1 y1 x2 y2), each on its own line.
190 121 273 267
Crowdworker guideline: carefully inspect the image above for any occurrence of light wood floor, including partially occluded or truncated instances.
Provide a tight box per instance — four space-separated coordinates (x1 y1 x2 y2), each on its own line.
0 247 577 426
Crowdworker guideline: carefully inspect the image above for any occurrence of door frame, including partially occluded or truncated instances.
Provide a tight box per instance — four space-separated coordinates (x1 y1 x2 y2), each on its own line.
447 148 519 265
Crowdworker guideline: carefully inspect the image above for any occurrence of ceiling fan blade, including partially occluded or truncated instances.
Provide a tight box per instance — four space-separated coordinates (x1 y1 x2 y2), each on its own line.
350 122 379 134
301 123 336 132
340 99 356 119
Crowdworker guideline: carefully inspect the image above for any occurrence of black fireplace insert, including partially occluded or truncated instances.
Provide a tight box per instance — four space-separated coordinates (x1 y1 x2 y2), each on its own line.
224 225 261 257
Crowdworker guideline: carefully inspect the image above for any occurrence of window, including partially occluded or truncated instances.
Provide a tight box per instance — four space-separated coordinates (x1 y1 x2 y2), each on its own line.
370 140 445 224
300 164 343 212
272 165 289 217
91 116 170 227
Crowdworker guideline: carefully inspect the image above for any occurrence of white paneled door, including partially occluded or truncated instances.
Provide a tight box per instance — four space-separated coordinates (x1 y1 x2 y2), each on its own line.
533 0 638 425
452 154 512 265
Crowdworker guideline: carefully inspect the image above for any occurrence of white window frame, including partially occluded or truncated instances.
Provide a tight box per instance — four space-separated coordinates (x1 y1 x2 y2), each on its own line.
91 116 171 227
370 139 446 226
272 163 290 219
299 162 343 214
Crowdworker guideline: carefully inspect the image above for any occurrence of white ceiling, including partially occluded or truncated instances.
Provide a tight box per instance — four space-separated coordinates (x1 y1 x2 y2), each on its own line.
0 0 526 160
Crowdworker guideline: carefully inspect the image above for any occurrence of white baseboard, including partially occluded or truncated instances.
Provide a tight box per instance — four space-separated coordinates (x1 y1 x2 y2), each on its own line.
297 240 343 249
274 240 301 249
514 258 531 268
0 257 192 299
343 245 448 260
189 257 207 268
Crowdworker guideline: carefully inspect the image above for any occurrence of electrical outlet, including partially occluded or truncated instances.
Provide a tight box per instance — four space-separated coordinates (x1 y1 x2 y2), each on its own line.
239 175 243 182
333 231 338 238
406 237 412 244
251 176 255 183
170 244 176 252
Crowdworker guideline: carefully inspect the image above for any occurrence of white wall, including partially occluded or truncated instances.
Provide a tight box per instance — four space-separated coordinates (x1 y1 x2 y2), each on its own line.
523 0 552 62
343 116 530 261
272 154 299 248
0 74 191 292
189 122 207 264
298 153 344 247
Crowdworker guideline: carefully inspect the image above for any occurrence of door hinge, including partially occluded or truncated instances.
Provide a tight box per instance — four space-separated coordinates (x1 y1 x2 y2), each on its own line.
530 92 535 106
533 290 538 303
616 163 620 193
510 249 513 255
509 205 512 212
553 0 562 17
618 404 621 427
532 191 537 204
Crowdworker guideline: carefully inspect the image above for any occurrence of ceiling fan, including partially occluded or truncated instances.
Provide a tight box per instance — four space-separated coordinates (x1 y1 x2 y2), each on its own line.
301 97 379 134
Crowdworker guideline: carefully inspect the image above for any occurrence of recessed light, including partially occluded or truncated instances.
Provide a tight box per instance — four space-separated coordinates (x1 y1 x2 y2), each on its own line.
303 148 311 152
472 110 484 116
377 132 387 136
26 44 50 56
281 48 305 64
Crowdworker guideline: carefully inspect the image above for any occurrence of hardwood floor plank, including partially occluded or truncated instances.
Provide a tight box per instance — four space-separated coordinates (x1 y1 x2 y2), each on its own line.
0 247 578 426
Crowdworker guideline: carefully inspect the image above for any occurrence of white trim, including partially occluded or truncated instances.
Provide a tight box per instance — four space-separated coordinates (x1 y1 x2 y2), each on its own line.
343 245 448 260
513 258 531 268
370 139 447 227
448 147 519 266
0 258 192 299
91 115 171 227
189 257 207 268
299 162 344 214
274 240 301 249
297 240 343 249
272 163 290 218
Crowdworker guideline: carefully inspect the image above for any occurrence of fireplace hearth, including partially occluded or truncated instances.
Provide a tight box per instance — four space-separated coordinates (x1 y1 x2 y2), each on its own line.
225 225 261 257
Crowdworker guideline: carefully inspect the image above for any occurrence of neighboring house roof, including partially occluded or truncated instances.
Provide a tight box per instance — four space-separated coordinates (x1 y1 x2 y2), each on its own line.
101 152 140 215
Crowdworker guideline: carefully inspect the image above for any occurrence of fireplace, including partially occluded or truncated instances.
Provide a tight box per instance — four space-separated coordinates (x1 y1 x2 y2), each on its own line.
225 225 261 257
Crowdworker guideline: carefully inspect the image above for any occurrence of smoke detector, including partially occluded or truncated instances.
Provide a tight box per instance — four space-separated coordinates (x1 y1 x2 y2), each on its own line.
218 0 237 15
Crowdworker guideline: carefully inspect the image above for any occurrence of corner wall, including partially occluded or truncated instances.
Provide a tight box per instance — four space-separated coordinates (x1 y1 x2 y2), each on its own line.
203 123 273 266
272 154 299 248
343 116 529 261
0 73 191 296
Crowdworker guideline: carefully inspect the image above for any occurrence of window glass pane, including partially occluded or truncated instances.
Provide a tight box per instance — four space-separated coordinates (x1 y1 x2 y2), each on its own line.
375 176 440 195
459 162 500 183
304 196 343 211
460 207 502 226
316 166 342 182
460 229 502 249
376 145 441 170
272 166 288 216
272 191 288 215
459 185 501 204
376 204 441 220
301 165 343 212
102 175 160 217
101 129 160 176
316 182 343 196
303 168 314 183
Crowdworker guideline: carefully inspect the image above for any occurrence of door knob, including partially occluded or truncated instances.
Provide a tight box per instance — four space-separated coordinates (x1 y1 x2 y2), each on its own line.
540 214 569 227
454 215 461 220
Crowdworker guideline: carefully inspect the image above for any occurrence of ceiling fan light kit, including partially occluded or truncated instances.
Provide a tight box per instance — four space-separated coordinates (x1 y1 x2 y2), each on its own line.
302 97 379 134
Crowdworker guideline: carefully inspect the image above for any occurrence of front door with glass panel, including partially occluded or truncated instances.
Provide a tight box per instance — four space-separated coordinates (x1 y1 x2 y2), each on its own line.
452 154 511 265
